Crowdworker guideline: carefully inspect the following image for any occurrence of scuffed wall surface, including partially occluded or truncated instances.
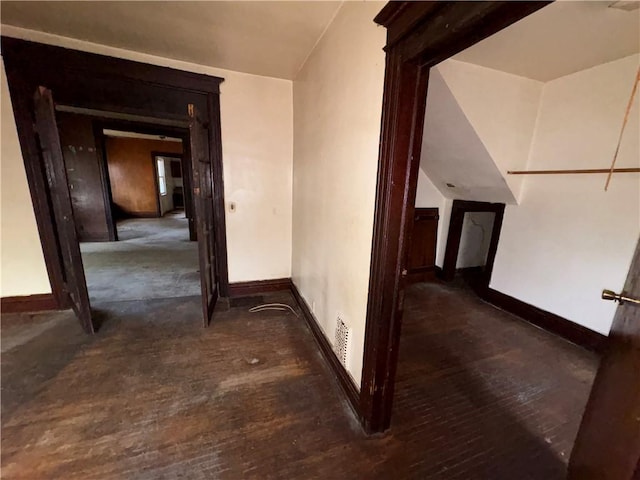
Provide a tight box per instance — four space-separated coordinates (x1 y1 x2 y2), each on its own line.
292 2 386 387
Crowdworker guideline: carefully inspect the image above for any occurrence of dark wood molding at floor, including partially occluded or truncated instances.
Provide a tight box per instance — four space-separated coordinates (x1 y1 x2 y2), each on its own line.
484 288 607 353
289 283 361 420
228 278 293 298
1 294 60 314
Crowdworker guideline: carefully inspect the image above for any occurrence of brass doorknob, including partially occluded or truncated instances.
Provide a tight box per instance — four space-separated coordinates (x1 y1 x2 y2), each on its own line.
602 289 640 305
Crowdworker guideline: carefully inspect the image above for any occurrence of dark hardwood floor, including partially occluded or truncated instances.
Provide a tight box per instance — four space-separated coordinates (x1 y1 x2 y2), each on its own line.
1 285 598 479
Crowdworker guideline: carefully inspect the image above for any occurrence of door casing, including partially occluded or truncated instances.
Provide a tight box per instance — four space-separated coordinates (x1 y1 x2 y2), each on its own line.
2 36 230 304
441 200 505 293
359 1 553 433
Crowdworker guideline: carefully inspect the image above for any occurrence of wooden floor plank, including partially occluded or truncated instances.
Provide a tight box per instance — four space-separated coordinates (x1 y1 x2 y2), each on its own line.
1 284 597 479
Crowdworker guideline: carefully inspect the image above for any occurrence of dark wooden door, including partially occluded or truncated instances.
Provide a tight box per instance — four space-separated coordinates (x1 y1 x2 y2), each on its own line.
33 87 95 334
405 208 439 283
188 103 218 327
568 239 640 479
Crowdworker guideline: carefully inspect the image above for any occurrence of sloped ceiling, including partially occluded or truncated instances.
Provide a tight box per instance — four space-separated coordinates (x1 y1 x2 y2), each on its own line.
0 1 343 79
420 69 516 205
453 1 640 82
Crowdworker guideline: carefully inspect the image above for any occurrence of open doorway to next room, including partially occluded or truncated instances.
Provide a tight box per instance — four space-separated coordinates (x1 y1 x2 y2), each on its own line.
57 114 200 304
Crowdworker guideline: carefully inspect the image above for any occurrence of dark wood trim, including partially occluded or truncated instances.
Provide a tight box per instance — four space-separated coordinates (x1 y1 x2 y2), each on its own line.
206 92 229 297
290 283 361 419
361 1 552 433
1 36 223 94
442 200 505 291
91 123 117 241
1 293 60 314
3 60 70 310
483 288 607 353
405 207 439 284
97 120 188 139
2 36 230 302
360 52 431 435
228 278 293 298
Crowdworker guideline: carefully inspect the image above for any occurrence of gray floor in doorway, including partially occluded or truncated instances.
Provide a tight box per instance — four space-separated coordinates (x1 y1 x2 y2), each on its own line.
80 211 200 303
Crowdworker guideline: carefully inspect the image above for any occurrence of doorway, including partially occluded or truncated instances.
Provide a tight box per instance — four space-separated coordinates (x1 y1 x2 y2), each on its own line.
364 4 639 478
360 1 555 434
2 37 227 331
441 200 505 295
62 125 201 305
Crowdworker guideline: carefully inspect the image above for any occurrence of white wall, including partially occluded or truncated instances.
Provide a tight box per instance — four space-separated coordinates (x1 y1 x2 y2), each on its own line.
415 168 451 268
437 60 543 202
292 2 385 387
1 59 52 297
456 212 495 269
0 26 294 297
421 68 517 205
221 68 293 282
491 54 640 335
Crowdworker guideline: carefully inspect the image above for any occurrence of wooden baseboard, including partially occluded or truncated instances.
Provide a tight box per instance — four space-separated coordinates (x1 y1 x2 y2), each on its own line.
406 267 436 284
435 265 443 279
455 266 484 274
484 288 607 352
228 278 292 297
289 282 361 418
1 293 60 314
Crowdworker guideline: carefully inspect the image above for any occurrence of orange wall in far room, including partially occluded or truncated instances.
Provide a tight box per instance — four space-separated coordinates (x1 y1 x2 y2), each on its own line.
105 137 183 217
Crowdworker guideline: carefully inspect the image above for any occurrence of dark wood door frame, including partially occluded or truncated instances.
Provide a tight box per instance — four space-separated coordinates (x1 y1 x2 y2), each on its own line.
359 1 552 433
91 123 118 241
33 87 95 333
2 36 230 304
441 200 505 291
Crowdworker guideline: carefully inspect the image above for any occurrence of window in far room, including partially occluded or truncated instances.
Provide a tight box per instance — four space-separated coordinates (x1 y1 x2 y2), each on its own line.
157 158 167 196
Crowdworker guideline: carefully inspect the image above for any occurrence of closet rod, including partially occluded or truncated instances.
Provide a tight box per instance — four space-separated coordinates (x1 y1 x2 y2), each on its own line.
508 167 640 175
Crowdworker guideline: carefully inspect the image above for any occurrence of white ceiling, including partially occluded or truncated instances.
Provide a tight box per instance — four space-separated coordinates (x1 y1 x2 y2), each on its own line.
453 1 640 82
0 1 342 80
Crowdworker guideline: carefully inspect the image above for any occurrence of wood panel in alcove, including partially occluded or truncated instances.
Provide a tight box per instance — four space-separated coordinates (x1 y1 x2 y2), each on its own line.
105 137 182 218
406 208 439 283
